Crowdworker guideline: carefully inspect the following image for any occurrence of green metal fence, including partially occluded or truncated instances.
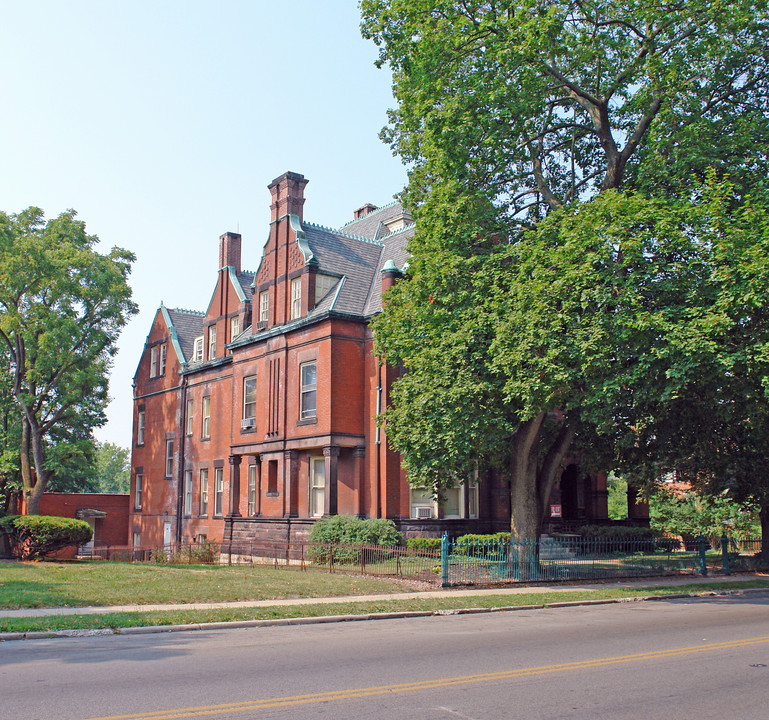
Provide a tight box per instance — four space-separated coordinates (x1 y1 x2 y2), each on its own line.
439 533 764 587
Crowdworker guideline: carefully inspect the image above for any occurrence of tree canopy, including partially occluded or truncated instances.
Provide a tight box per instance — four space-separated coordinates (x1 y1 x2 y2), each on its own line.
0 208 136 514
362 0 769 538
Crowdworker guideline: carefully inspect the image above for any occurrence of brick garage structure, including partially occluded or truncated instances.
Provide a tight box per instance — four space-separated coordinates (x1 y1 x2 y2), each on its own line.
130 171 625 550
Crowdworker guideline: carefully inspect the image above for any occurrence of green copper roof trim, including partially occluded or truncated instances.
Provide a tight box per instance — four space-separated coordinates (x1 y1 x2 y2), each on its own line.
303 221 385 248
227 266 247 303
160 303 188 369
289 214 317 266
381 259 401 274
338 199 401 230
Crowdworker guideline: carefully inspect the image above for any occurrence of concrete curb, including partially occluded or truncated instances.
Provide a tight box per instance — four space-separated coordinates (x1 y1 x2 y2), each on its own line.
2 586 766 643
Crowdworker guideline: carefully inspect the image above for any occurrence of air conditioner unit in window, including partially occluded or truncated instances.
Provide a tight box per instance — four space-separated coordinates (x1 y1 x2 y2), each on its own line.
256 321 267 331
415 506 433 520
241 418 256 430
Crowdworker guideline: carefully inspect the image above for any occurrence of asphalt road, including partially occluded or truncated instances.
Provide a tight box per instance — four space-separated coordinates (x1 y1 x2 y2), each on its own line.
3 593 769 720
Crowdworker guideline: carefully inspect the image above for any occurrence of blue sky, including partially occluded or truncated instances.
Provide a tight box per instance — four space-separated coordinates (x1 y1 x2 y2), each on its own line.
0 1 407 447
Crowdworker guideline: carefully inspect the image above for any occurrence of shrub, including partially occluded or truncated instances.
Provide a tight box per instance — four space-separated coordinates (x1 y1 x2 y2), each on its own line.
574 525 664 553
406 537 442 552
308 515 402 563
0 515 92 559
454 532 511 557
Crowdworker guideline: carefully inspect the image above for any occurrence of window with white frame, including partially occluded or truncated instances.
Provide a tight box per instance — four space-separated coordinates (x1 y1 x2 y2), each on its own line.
202 396 211 438
310 457 325 517
208 325 217 360
133 532 141 548
150 346 158 377
247 465 257 516
290 277 302 319
135 474 143 509
410 488 435 519
259 291 269 323
230 315 240 340
243 376 256 420
184 470 193 516
193 336 204 362
214 467 224 516
137 410 145 445
165 439 173 477
159 343 167 375
300 362 316 420
186 399 194 435
199 469 209 515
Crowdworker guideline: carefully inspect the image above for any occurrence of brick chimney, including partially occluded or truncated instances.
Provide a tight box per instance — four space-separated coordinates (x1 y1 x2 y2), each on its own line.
268 171 309 223
354 203 378 220
218 231 242 271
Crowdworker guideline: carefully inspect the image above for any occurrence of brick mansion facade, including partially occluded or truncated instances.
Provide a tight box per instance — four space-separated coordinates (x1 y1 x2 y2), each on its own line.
129 171 634 549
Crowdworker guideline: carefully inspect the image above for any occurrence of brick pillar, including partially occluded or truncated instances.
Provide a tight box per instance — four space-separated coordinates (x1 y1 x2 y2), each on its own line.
228 455 242 517
353 446 366 518
323 446 340 516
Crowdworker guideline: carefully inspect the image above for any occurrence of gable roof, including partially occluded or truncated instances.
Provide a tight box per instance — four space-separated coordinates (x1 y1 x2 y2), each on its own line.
164 307 204 366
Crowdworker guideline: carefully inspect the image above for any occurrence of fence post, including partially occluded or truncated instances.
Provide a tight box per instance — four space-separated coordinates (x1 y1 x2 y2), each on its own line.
698 534 708 576
441 531 449 588
721 533 731 575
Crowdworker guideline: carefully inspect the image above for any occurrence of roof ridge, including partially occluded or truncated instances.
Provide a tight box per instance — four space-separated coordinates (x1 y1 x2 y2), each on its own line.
168 307 205 316
338 199 401 229
304 221 385 247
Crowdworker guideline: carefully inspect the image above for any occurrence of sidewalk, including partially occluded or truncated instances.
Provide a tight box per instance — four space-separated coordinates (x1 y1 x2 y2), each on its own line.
2 573 766 619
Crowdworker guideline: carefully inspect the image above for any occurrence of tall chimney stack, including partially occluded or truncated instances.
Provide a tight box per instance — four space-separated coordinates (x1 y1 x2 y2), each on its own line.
268 171 309 223
219 231 242 271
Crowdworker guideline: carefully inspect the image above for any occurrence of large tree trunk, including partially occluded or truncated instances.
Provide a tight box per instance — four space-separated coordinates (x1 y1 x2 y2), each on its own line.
508 415 577 540
760 503 769 561
20 415 50 515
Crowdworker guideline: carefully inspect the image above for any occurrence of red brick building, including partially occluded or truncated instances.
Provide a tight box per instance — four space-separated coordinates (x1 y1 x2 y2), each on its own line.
129 171 620 549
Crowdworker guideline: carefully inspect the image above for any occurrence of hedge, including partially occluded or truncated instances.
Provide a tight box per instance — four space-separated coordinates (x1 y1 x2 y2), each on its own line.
308 515 402 563
0 515 93 559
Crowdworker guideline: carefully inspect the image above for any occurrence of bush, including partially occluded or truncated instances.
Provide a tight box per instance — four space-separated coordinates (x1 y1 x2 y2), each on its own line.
308 515 401 563
406 537 442 552
0 515 92 559
453 532 511 557
574 525 664 553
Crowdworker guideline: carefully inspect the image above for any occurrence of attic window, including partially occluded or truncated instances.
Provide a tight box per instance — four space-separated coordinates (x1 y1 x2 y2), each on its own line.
314 274 338 303
193 336 204 362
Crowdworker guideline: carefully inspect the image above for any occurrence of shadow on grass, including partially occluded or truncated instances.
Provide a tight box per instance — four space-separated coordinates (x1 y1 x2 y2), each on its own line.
0 580 82 610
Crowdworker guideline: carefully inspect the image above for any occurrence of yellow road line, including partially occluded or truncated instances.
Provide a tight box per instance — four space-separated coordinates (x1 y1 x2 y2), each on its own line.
82 635 769 720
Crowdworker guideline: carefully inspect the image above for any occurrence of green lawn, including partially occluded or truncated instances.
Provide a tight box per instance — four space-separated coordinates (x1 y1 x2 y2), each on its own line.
3 579 769 635
0 560 417 609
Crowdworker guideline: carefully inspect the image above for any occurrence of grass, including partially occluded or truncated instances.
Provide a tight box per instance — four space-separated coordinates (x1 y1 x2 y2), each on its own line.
0 560 418 609
3 579 769 635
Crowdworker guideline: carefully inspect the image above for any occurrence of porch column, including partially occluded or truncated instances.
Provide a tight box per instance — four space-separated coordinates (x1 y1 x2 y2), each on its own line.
228 455 242 517
284 450 298 518
323 445 340 516
353 446 366 518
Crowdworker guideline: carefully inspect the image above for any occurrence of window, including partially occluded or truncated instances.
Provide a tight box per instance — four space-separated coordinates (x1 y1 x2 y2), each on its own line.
184 470 193 516
300 362 317 420
137 411 145 446
290 277 302 319
150 346 158 377
186 399 194 435
202 396 211 438
199 469 209 515
214 467 224 516
410 488 435 519
243 376 256 421
314 274 338 303
133 532 141 548
159 343 167 375
165 439 174 477
259 291 269 323
247 465 257 516
135 474 143 509
208 325 217 360
310 457 325 517
193 336 204 362
231 315 240 340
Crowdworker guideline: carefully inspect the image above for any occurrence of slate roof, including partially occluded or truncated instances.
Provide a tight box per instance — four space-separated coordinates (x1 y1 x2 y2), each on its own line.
165 308 204 364
236 270 255 302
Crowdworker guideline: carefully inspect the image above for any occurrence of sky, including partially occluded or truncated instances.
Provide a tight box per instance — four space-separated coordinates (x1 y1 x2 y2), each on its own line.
0 0 407 448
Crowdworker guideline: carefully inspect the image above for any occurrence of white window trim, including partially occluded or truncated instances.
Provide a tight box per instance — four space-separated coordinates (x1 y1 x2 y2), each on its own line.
300 361 317 420
186 399 194 436
214 467 224 516
200 469 209 515
208 325 217 360
165 439 174 478
309 457 325 518
202 396 211 438
290 277 302 320
137 411 145 446
159 343 167 375
243 375 257 420
259 291 269 323
150 346 158 377
135 474 143 510
247 465 257 516
193 336 204 362
184 470 193 516
230 315 240 340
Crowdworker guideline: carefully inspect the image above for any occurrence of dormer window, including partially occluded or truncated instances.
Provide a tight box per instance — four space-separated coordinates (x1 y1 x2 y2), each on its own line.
290 278 302 320
193 336 204 362
231 316 240 340
314 274 338 303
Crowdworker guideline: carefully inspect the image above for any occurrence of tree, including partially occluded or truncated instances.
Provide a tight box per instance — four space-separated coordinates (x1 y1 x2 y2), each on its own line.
93 442 130 494
0 208 136 515
362 1 769 538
